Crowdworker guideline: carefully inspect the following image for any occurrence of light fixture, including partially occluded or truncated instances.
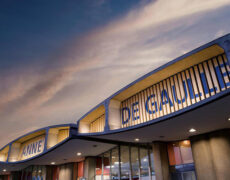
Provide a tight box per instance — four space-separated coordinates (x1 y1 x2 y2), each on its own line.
51 162 55 165
134 138 140 142
3 169 6 172
189 128 196 133
77 152 82 156
228 117 230 121
183 140 190 145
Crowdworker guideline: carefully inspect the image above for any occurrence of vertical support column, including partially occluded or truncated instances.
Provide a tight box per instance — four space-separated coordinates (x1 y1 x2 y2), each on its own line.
44 128 49 152
190 129 230 180
6 144 12 162
209 130 230 180
152 142 170 180
104 100 110 131
190 134 216 180
84 157 96 180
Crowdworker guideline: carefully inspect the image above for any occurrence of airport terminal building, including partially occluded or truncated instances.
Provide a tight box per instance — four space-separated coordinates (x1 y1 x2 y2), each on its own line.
0 34 230 180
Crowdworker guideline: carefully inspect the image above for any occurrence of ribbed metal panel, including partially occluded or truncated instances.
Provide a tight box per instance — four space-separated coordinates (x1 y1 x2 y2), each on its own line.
121 54 230 128
89 114 105 133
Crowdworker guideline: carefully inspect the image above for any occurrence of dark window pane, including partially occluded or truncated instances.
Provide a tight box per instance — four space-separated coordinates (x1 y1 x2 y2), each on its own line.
182 171 196 180
96 157 102 175
95 157 102 180
103 152 111 180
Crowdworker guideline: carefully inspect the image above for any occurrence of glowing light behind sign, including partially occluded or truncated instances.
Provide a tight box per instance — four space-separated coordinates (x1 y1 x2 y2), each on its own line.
121 54 230 127
19 135 45 160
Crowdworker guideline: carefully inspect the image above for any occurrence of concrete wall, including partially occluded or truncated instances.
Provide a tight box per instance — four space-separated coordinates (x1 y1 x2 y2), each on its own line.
190 129 230 180
152 142 170 180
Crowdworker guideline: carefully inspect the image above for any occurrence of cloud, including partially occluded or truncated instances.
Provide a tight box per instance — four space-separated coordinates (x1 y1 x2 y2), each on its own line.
1 0 230 147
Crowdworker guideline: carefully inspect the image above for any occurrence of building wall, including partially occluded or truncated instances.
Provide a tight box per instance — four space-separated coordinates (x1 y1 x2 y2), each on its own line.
190 129 230 180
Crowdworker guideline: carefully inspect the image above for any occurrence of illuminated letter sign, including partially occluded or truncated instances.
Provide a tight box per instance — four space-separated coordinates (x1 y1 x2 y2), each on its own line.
20 136 45 160
121 54 230 127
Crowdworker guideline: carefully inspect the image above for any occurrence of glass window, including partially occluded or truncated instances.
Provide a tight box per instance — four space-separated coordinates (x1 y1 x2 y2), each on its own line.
130 147 140 180
111 147 119 179
32 166 37 180
168 140 196 180
95 145 155 180
167 140 194 166
103 152 111 180
149 148 155 179
95 157 102 180
179 140 193 164
120 146 130 180
168 142 183 166
26 166 32 180
139 148 149 179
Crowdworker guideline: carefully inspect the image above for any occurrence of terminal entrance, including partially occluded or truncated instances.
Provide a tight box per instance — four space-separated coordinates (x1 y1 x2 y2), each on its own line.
95 145 155 180
0 140 197 180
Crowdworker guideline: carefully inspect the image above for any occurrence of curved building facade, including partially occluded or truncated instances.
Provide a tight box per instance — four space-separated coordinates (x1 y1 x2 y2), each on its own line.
0 34 230 180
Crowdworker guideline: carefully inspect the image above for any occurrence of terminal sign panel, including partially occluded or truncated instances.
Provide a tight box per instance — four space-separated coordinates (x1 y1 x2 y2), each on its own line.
121 54 230 128
20 135 45 160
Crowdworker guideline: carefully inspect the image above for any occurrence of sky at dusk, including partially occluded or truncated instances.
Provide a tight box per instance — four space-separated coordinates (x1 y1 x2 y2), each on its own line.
1 0 230 148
